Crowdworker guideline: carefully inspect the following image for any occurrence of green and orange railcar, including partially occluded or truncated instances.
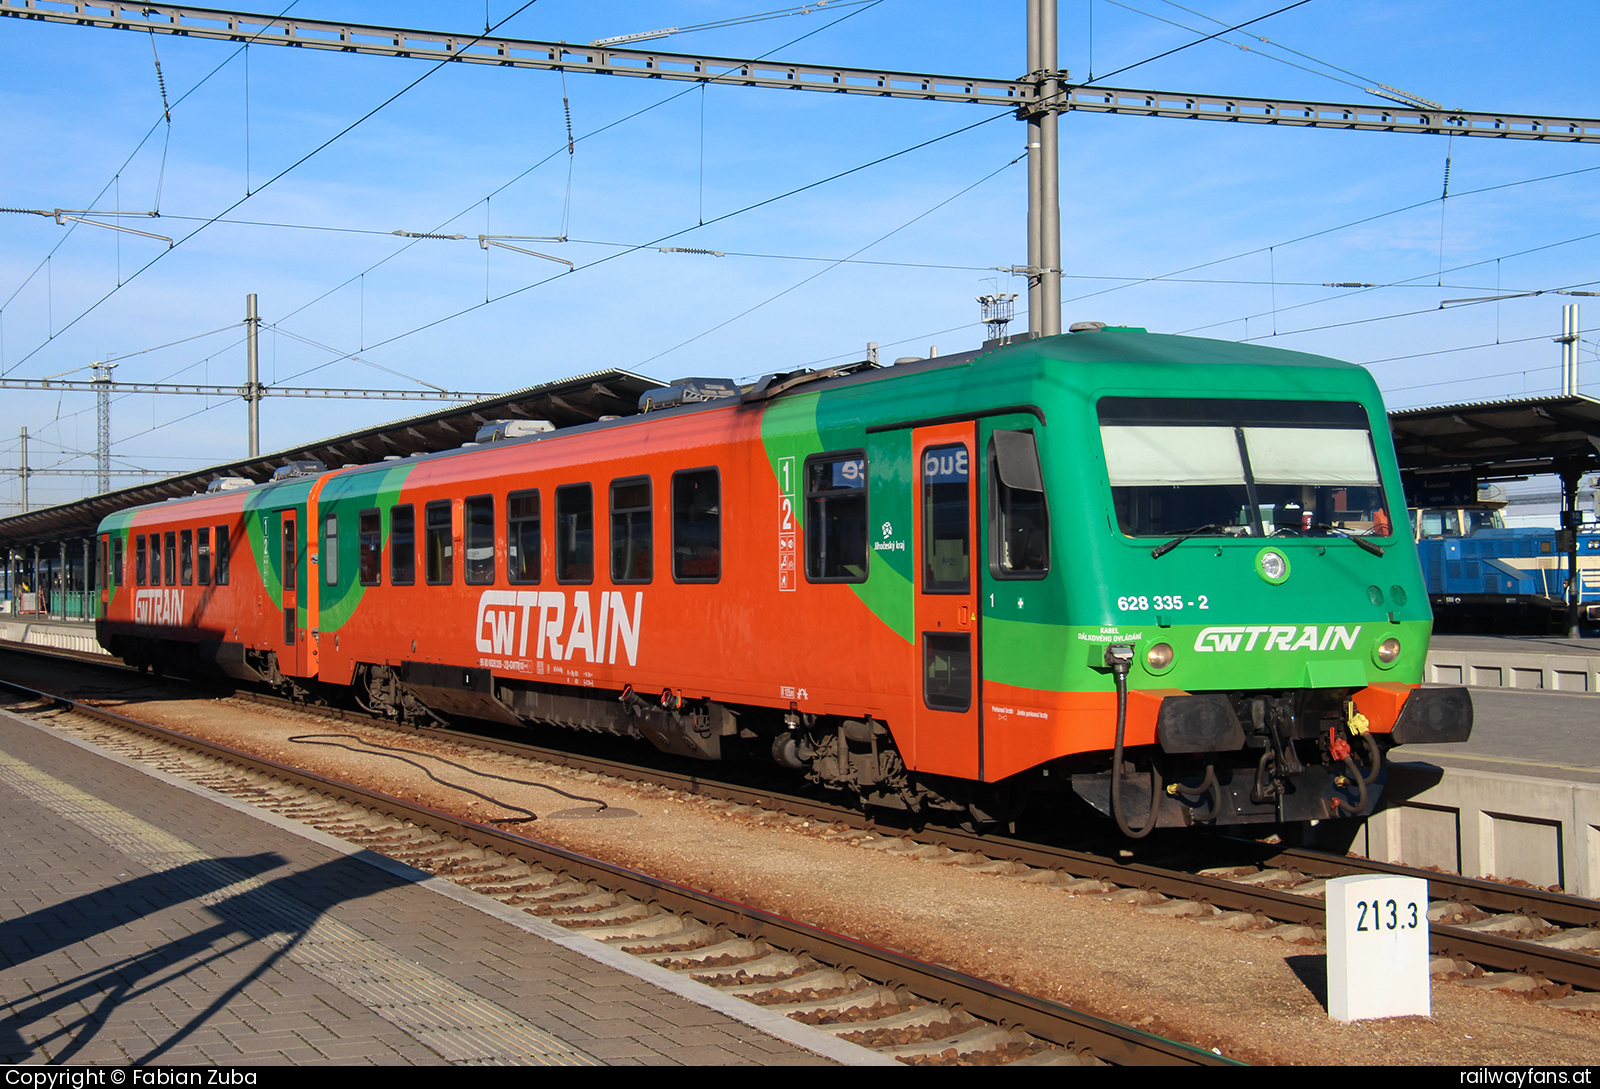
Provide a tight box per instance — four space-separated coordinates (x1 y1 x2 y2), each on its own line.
94 327 1472 834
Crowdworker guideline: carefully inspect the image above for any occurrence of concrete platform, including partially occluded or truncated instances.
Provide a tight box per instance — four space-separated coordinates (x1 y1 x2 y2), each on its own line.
0 617 106 657
0 710 858 1066
1353 761 1600 897
1426 634 1600 694
1348 681 1600 897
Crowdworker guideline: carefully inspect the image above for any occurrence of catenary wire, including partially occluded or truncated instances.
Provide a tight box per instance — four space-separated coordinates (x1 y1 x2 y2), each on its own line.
0 0 546 377
638 151 1026 365
265 1 888 337
0 1 306 353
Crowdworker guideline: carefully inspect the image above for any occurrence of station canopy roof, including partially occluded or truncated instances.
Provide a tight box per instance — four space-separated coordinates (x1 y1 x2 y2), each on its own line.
0 368 663 548
1388 393 1600 478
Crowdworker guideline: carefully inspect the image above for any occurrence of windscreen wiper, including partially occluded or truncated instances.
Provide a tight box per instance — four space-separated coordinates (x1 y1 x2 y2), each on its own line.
1313 523 1385 557
1150 524 1230 559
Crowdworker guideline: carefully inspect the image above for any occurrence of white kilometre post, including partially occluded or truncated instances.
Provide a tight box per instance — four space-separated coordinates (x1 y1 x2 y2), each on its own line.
1326 874 1431 1021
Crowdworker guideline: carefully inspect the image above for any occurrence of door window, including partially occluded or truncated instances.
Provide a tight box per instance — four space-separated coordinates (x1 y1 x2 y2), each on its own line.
921 443 970 594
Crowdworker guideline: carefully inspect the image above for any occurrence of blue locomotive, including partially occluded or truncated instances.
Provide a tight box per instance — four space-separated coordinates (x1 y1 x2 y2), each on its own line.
1413 503 1600 632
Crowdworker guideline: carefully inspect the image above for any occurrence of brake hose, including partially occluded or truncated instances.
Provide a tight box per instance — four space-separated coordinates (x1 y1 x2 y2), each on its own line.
1171 763 1222 821
1358 731 1383 786
1107 645 1160 839
1342 754 1370 814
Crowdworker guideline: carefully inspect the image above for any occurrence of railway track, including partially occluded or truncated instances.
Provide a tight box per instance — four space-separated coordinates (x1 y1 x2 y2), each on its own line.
6 640 1599 1009
0 666 1231 1067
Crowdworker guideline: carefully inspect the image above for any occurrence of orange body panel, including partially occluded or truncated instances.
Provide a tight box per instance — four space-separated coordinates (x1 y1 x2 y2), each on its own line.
981 682 1162 782
1352 681 1416 733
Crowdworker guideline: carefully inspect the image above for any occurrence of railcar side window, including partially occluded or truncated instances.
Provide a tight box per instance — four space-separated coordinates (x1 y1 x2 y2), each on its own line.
1098 397 1392 539
197 528 211 585
610 477 652 584
922 443 970 594
164 532 177 587
112 537 124 587
281 519 296 592
672 469 720 582
281 517 297 647
324 516 339 585
805 453 868 582
180 530 194 586
924 633 973 712
556 484 594 584
358 509 381 586
215 525 230 585
425 500 453 585
507 490 540 584
390 505 415 585
989 430 1049 578
465 495 495 585
136 535 147 586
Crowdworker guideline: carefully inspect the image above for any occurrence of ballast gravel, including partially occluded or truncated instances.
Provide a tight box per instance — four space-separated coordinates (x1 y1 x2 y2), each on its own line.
53 684 1600 1067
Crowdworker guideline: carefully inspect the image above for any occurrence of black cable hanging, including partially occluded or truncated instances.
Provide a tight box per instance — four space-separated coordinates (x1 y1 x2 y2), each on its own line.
699 82 707 226
244 44 252 196
144 16 174 214
560 70 576 240
1438 132 1456 287
288 733 612 823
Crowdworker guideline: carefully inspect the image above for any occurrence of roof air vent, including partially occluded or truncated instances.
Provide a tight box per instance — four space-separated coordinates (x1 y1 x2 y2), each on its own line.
474 418 556 443
205 476 253 492
270 459 326 481
1069 321 1107 333
638 377 739 412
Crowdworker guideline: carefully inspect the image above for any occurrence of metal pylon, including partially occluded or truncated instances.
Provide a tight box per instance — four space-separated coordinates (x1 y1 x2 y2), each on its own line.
91 360 115 494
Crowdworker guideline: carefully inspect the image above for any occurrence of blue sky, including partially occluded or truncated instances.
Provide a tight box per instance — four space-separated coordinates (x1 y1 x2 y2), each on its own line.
1 0 1597 509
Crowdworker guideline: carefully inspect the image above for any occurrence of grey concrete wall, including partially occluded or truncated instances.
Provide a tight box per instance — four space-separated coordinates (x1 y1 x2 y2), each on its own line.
1426 647 1600 693
0 620 108 656
1353 763 1600 898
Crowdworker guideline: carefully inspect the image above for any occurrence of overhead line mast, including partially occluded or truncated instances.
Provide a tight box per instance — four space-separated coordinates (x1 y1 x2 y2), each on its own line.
6 0 1600 337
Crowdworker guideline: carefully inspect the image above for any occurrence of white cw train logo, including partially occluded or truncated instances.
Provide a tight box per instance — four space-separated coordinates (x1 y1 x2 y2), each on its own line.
474 590 643 665
135 589 186 625
1194 624 1362 653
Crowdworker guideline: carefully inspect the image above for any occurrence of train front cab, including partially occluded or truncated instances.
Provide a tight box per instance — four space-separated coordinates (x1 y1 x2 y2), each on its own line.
993 377 1476 833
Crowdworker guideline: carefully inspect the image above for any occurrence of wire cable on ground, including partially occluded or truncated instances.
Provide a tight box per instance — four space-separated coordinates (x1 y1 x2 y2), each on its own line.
288 733 611 823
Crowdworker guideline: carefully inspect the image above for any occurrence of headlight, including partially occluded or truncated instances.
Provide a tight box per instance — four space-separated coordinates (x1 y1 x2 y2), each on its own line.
1374 637 1402 666
1145 643 1174 672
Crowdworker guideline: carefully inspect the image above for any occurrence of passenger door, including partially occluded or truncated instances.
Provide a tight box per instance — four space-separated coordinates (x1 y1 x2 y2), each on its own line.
910 421 981 779
279 511 298 661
